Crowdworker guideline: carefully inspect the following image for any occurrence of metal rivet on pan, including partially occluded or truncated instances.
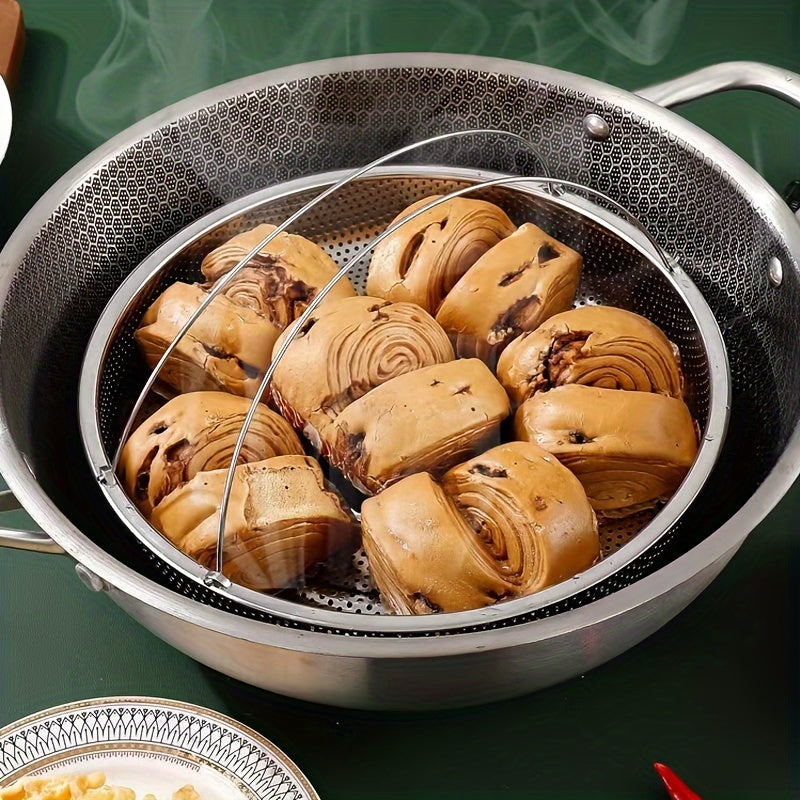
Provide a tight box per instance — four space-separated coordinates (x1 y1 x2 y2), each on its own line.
75 563 108 593
583 113 611 140
768 256 783 286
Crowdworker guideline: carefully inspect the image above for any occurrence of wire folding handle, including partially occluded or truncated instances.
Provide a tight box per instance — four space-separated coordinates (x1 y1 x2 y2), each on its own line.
107 128 677 588
207 176 676 581
111 128 552 470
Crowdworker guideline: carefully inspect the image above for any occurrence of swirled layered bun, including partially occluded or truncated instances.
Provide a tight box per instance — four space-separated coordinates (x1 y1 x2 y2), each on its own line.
119 392 303 517
497 305 683 406
436 223 582 364
270 295 454 450
135 282 281 397
367 195 515 314
151 455 359 591
200 223 356 329
361 442 599 614
514 384 698 516
329 358 511 494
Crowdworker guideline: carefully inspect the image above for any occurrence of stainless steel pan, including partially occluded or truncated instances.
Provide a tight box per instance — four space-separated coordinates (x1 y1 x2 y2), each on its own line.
1 55 799 709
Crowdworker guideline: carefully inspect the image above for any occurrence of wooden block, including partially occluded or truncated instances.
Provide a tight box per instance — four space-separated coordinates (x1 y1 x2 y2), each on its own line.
0 0 24 91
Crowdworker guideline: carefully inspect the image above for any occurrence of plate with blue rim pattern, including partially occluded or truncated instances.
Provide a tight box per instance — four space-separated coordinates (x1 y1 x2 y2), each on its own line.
0 697 318 800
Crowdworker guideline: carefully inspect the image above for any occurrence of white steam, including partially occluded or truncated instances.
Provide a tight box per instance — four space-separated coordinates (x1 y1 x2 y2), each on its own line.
76 0 687 141
76 0 225 139
503 0 687 69
573 0 688 65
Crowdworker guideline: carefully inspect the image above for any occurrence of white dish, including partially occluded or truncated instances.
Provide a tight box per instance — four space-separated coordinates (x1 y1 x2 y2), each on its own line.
0 77 10 165
0 697 319 800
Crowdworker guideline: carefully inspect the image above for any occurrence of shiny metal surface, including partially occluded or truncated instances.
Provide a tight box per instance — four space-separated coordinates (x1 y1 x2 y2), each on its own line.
636 61 800 109
582 113 611 140
74 562 107 593
0 528 63 553
1 55 799 708
0 489 63 552
768 256 784 286
110 543 737 709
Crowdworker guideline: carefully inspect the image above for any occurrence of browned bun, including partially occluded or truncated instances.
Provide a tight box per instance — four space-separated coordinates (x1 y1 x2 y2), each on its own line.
200 223 356 329
436 223 582 365
119 391 303 517
151 455 359 591
135 281 280 397
366 195 515 314
270 295 454 451
497 305 683 407
514 384 698 516
361 441 599 614
329 358 511 494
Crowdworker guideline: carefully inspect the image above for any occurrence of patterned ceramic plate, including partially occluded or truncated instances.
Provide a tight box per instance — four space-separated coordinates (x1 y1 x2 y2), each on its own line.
0 697 318 800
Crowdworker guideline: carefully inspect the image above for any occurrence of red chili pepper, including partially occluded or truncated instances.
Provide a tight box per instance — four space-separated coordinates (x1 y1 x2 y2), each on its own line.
654 763 703 800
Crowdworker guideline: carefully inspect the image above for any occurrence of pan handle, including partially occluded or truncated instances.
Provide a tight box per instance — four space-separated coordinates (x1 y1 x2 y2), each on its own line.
0 489 64 554
636 61 800 110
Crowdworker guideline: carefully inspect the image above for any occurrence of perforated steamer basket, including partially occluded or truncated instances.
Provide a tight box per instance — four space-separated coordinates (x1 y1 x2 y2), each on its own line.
1 55 799 709
78 159 729 627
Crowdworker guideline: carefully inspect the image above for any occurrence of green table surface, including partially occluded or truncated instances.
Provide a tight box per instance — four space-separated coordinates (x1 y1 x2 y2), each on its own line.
2 1 800 798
